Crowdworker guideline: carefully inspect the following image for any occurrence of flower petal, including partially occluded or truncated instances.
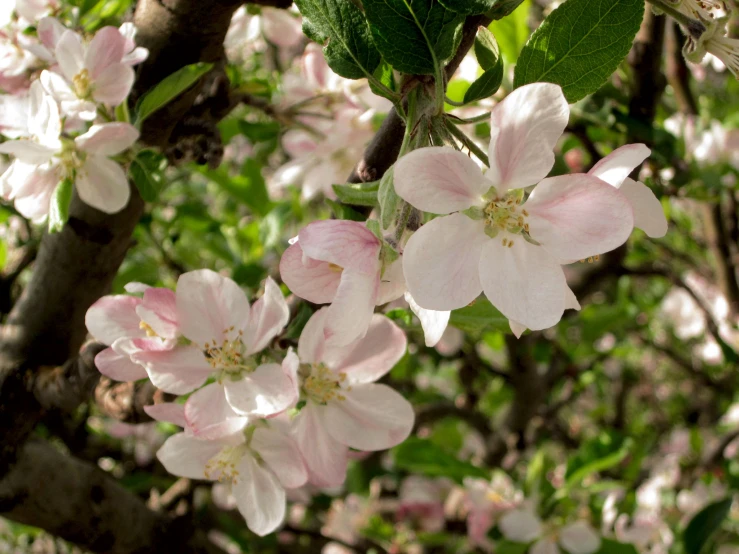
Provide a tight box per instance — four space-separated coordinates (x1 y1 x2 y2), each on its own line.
94 343 148 381
498 508 543 543
132 344 212 395
487 82 569 191
324 269 378 347
224 361 298 417
619 178 667 238
402 213 486 311
76 155 130 214
234 455 286 536
137 287 178 339
559 521 601 554
243 277 289 354
0 140 56 165
531 539 560 554
406 292 450 347
479 238 567 331
377 257 406 305
156 432 224 480
588 144 650 188
184 382 248 439
394 147 488 214
144 402 186 427
55 30 85 82
75 123 139 156
85 26 126 79
261 8 304 48
38 17 66 51
92 62 134 105
251 427 308 489
279 242 342 304
86 294 144 344
333 314 407 384
525 174 634 261
298 220 381 274
325 383 414 451
176 269 250 345
297 307 328 364
293 402 348 487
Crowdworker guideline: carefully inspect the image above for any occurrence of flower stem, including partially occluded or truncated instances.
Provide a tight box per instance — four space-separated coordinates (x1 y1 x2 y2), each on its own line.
445 119 490 167
647 0 707 38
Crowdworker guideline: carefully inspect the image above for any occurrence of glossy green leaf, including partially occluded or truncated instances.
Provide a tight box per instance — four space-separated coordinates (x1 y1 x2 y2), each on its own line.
135 62 213 126
595 539 640 554
364 0 465 75
474 26 500 71
369 59 398 101
201 159 272 216
49 178 73 233
129 150 166 202
332 181 380 207
514 0 644 102
449 298 509 334
393 438 489 483
463 65 503 103
295 0 381 79
438 0 495 15
488 0 531 65
684 497 733 554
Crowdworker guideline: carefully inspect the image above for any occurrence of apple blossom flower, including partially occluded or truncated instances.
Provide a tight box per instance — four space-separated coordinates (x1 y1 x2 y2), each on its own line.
463 474 523 548
395 83 635 332
0 84 139 216
684 19 739 78
291 307 412 487
132 270 296 439
225 6 302 62
118 22 149 66
397 476 452 532
157 419 307 536
500 509 601 554
40 27 135 119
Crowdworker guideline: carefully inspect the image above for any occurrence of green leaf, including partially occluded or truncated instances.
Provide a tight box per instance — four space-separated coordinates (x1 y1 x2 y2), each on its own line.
495 542 529 554
488 0 531 65
487 0 527 20
463 66 503 104
369 59 398 101
513 0 644 102
129 150 166 202
379 167 400 230
332 181 380 207
449 298 508 334
295 0 381 79
200 159 272 216
564 432 633 489
49 178 73 233
684 497 733 554
438 0 495 15
392 437 489 483
364 0 465 75
134 62 213 126
474 26 500 71
595 539 640 554
327 199 366 221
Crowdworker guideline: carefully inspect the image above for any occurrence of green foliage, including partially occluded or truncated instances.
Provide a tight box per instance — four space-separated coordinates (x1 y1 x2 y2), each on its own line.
684 497 733 554
392 437 489 483
475 26 501 71
564 432 633 489
379 167 400 230
49 179 73 233
332 181 380 207
488 0 531 65
438 0 495 16
129 151 167 202
514 0 644 102
200 159 272 217
595 539 640 554
364 0 465 75
134 63 214 126
449 298 509 334
294 0 381 79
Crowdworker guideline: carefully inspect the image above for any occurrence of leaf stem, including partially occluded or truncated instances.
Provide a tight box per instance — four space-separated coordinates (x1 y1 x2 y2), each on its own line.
445 119 489 166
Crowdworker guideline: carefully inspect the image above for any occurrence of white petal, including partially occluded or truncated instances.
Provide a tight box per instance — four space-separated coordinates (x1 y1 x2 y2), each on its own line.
298 220 381 274
324 269 378 347
619 178 667 238
224 362 298 417
509 320 527 338
156 432 224 480
297 307 329 364
243 277 289 354
559 521 602 554
175 269 250 345
76 155 130 214
85 26 126 79
75 123 139 156
133 344 213 395
251 427 308 489
479 238 567 331
85 294 144 344
0 140 56 165
137 287 178 339
144 402 187 427
406 292 450 347
498 509 543 543
94 344 148 381
55 30 85 82
293 403 348 487
487 82 569 191
92 62 134 106
394 147 488 214
325 383 414 451
588 144 651 188
279 242 341 304
531 539 560 554
233 455 286 536
184 383 248 439
525 174 634 261
402 213 487 311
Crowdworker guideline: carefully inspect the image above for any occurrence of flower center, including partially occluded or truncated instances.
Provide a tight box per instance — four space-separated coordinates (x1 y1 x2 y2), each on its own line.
482 193 530 245
300 363 347 404
204 444 250 484
203 328 258 381
139 321 158 337
73 69 93 99
328 263 343 273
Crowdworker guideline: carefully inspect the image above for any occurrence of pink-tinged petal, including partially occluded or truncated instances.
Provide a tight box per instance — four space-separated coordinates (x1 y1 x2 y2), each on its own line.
85 294 144 344
184 383 248 439
10 164 58 222
498 509 543 542
243 277 289 354
233 455 286 536
75 123 139 156
85 27 126 79
406 292 450 347
76 155 130 214
531 539 560 554
39 70 76 104
588 144 651 188
526 174 634 261
122 47 149 66
94 344 148 381
176 269 250 345
487 82 569 191
144 402 186 427
377 257 406 305
619 178 667 238
279 242 341 304
156 432 224 480
261 8 303 48
297 307 329 364
38 17 66 51
298 220 381 274
402 213 487 311
56 30 85 82
325 383 414 451
92 62 134 105
394 147 488 214
479 238 567 331
559 522 601 554
333 314 407 384
137 287 178 339
0 140 56 165
224 362 298 417
124 282 150 293
251 427 308 489
324 269 378 347
132 344 212 395
293 403 348 487
509 320 527 338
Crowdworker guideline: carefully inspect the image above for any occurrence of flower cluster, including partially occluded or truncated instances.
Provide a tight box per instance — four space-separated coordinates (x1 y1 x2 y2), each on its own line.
85 269 414 536
0 12 145 220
